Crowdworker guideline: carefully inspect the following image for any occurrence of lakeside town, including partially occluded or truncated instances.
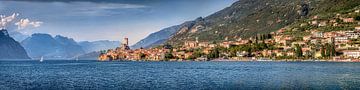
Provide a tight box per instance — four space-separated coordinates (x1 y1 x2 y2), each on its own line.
99 10 360 62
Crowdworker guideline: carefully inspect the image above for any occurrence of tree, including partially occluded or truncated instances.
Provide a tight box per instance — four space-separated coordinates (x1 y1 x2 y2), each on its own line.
322 43 336 58
321 45 325 58
329 43 336 57
139 53 146 59
193 51 204 58
164 52 174 60
324 43 330 57
355 16 360 21
294 44 303 58
207 48 220 59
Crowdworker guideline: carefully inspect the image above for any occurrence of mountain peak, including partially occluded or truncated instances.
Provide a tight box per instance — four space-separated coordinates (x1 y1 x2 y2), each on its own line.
0 29 30 59
0 29 10 37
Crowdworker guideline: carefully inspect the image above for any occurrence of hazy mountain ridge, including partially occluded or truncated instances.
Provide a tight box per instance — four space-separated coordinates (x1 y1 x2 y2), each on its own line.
18 33 119 60
77 51 101 60
21 33 59 59
54 35 85 58
131 25 181 49
79 40 120 53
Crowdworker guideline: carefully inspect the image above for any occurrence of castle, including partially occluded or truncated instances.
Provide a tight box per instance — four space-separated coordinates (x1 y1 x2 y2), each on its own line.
120 37 130 50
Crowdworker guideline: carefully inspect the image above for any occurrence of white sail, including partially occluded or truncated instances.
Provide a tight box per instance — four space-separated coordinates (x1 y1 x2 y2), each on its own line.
40 56 44 62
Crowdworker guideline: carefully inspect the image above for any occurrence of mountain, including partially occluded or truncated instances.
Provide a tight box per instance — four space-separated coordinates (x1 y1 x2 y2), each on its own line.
131 25 181 49
78 40 120 53
21 33 85 59
165 0 360 45
21 33 60 59
77 51 101 60
8 31 29 42
0 29 30 59
143 39 167 49
54 35 85 58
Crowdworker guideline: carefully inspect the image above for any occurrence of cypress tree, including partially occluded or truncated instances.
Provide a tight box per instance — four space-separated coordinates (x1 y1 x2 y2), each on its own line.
295 44 303 58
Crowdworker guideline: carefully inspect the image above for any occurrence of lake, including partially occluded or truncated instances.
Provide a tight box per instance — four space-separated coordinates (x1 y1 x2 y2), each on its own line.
0 60 359 89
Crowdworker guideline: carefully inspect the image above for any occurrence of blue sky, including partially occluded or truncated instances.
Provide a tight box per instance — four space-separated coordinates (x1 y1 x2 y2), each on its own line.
0 0 236 45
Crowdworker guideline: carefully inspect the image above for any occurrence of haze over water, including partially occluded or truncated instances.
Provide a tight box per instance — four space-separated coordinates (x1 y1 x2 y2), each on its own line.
0 60 359 89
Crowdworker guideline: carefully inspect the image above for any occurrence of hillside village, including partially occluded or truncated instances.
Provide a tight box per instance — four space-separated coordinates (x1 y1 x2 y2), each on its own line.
99 5 360 62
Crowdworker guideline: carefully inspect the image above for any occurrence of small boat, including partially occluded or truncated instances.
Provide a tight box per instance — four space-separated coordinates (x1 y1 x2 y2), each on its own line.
40 56 44 62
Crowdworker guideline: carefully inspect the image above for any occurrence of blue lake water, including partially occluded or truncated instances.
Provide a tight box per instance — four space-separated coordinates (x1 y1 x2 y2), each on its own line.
0 60 359 89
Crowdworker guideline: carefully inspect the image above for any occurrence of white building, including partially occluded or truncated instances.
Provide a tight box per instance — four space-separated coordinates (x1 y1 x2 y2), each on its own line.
345 31 360 39
343 50 360 58
335 36 349 43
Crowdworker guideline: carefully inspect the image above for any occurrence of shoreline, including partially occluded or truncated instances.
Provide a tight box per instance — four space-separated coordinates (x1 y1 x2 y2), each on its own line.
1 59 358 62
98 59 360 62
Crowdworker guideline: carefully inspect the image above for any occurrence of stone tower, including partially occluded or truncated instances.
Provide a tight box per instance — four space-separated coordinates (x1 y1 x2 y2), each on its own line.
120 37 130 50
124 37 129 46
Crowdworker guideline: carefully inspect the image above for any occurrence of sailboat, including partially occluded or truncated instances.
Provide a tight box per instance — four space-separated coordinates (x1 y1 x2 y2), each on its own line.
40 56 44 62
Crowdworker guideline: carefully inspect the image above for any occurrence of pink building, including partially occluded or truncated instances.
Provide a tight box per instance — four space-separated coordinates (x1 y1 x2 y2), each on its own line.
343 18 354 23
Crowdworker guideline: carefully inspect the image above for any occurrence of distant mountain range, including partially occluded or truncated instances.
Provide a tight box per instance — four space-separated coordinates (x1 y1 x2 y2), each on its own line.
20 33 120 60
79 40 120 53
76 51 101 60
0 29 30 59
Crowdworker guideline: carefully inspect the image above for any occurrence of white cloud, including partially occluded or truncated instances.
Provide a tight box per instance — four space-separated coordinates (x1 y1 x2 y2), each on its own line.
0 13 19 29
65 2 148 16
15 18 43 30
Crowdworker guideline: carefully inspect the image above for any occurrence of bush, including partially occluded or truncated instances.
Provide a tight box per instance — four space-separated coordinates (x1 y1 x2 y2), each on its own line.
355 16 360 21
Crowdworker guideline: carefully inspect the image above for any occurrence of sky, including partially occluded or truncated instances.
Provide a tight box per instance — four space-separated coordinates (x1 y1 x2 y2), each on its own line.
0 0 236 45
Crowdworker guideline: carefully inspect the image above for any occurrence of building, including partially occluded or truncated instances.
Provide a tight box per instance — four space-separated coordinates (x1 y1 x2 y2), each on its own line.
324 32 343 38
318 21 327 27
198 42 210 47
335 36 349 43
291 41 306 47
235 40 251 45
303 35 312 41
343 50 360 58
312 31 324 38
355 26 360 30
220 41 233 48
345 31 360 39
184 41 198 48
121 37 130 50
343 18 354 23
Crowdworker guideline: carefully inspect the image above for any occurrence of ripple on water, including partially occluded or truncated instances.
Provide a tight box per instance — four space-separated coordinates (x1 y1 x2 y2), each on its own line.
0 61 359 89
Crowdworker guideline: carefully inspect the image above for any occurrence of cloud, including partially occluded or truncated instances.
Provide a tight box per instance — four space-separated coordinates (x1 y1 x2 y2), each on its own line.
67 2 148 16
15 18 43 30
0 13 19 29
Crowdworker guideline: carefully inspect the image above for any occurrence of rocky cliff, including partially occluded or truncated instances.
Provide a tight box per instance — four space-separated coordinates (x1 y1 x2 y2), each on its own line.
0 29 30 59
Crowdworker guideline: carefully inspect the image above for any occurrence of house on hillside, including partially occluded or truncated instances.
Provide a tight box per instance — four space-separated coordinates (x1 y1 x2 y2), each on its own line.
343 18 354 23
343 50 360 58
